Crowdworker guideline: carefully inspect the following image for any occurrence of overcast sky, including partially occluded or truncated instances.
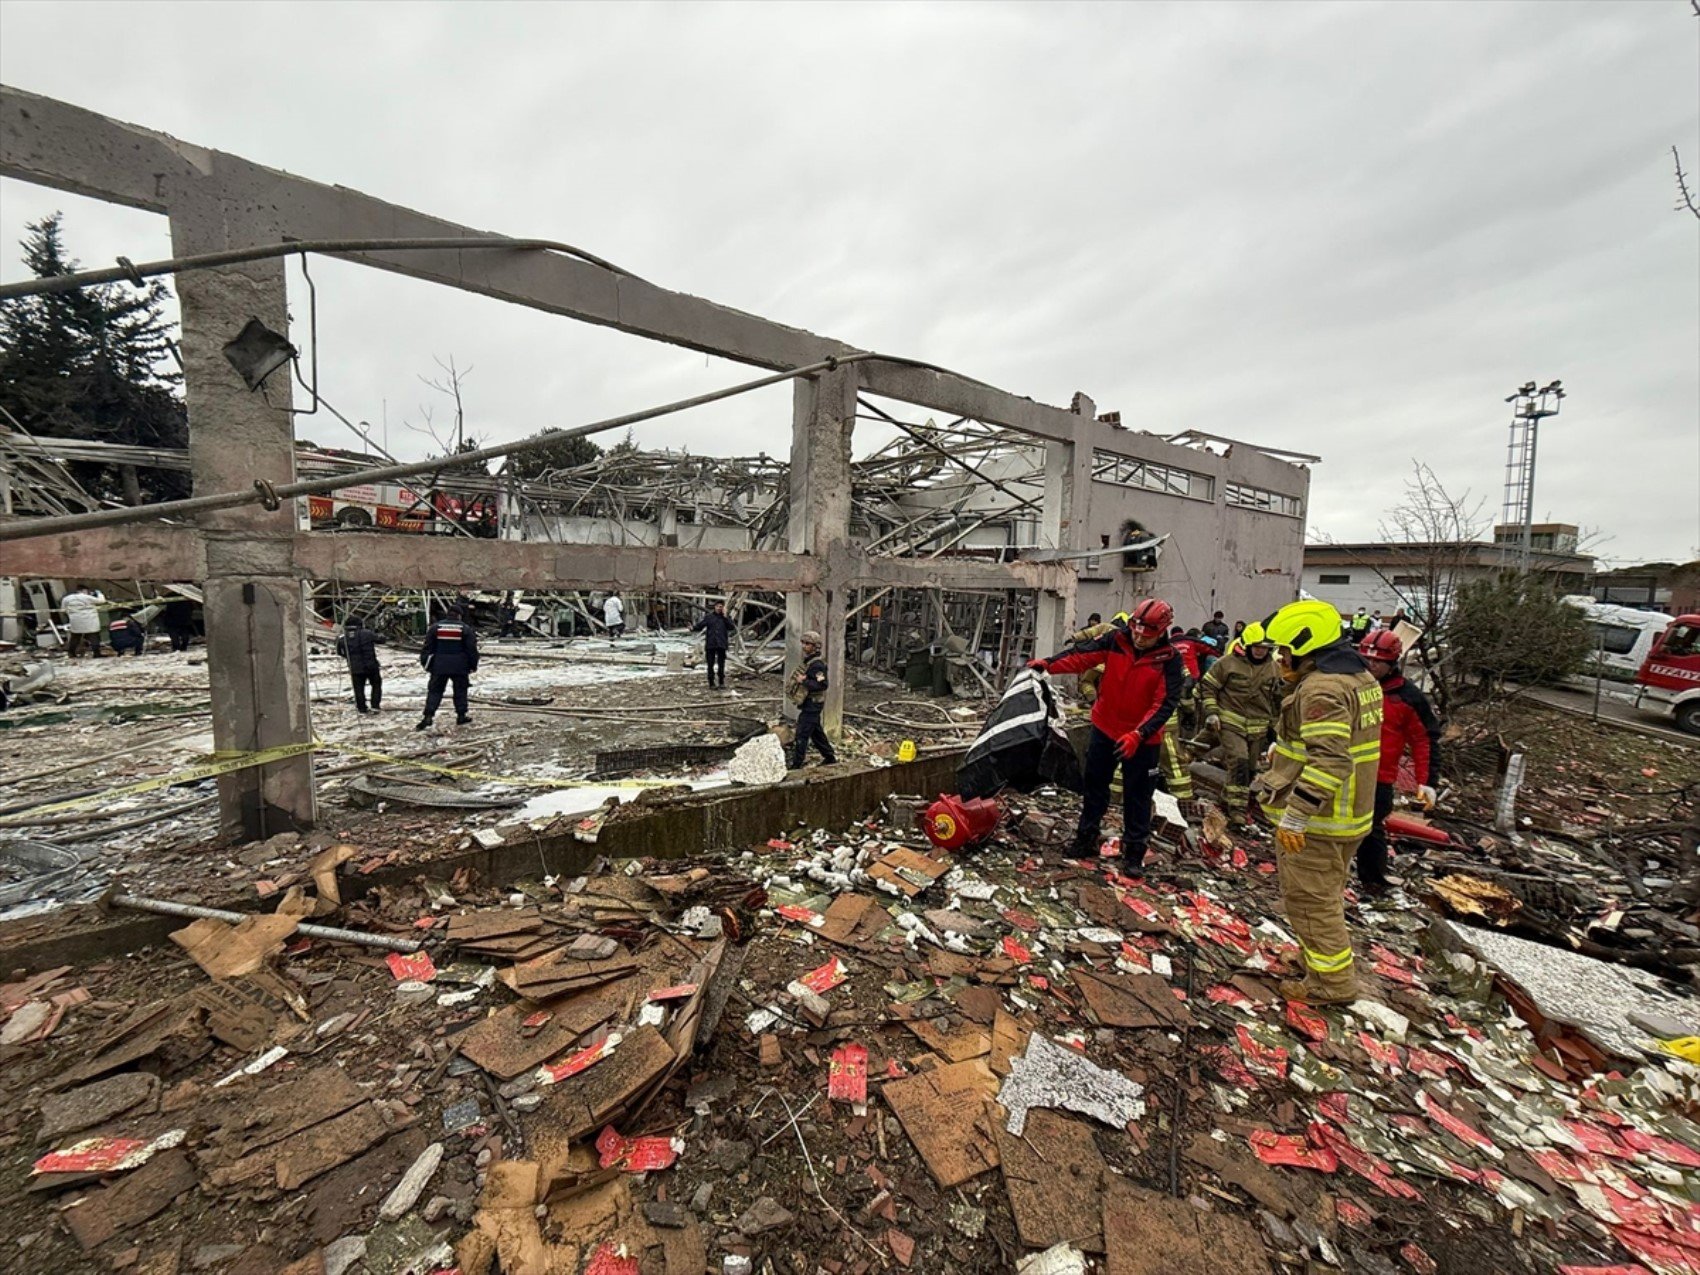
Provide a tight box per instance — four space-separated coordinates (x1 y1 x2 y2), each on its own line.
2 1 1696 564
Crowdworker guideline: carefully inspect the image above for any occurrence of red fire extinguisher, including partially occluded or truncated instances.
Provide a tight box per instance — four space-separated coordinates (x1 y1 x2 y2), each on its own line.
919 794 1002 851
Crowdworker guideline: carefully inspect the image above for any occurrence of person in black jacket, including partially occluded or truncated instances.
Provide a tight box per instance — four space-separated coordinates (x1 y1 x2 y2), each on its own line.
692 600 732 689
337 616 385 714
417 605 479 730
788 629 836 768
162 598 195 652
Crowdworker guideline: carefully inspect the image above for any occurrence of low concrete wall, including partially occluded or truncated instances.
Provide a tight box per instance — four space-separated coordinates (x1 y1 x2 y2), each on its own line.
0 751 969 973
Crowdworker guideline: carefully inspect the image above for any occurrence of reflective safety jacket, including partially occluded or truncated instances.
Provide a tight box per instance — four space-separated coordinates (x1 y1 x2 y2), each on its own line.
1255 640 1382 841
1200 649 1280 733
1066 619 1119 703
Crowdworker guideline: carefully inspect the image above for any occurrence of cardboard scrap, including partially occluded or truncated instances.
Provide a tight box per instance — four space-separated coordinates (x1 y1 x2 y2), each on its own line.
996 1110 1106 1253
537 1034 621 1086
275 1103 407 1191
990 1008 1035 1077
61 1149 196 1250
532 1025 676 1147
308 843 358 915
1102 1180 1271 1275
39 1073 160 1141
867 846 950 897
816 893 889 946
458 977 636 1080
905 1016 992 1064
170 913 300 979
881 1058 1001 1187
1071 969 1191 1030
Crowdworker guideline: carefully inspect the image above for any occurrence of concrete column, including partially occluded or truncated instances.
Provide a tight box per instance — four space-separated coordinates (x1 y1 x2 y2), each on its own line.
785 365 857 739
1034 394 1096 654
170 199 316 840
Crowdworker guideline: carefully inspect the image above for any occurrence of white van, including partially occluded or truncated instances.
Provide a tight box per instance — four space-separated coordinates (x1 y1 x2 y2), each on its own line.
1561 596 1672 680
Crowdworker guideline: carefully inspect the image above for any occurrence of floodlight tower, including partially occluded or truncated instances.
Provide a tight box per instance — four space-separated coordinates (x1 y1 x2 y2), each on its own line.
1500 380 1565 572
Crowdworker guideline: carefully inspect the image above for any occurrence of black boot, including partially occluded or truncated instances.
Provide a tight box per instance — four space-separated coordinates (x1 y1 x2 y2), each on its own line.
456 715 472 725
1068 831 1100 860
1121 842 1149 875
415 718 432 732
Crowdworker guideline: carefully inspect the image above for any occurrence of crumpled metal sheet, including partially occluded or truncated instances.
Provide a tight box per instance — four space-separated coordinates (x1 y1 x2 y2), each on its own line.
348 775 522 809
0 835 85 906
998 1032 1146 1136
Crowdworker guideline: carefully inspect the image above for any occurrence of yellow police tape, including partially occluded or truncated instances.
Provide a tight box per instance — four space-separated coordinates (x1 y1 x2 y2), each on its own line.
4 738 679 821
7 740 323 818
321 744 665 791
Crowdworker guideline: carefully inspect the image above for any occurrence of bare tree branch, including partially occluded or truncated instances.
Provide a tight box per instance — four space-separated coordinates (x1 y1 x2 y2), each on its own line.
1676 147 1700 221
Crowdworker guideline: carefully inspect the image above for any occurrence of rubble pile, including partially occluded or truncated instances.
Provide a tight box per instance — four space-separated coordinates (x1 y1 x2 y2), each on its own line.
5 754 1700 1273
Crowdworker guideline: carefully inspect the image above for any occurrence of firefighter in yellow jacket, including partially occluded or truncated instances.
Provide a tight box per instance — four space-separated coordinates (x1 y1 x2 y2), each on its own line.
1252 601 1382 1004
1200 620 1281 823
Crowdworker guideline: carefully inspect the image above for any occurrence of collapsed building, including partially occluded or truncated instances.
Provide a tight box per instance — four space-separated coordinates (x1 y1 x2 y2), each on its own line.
0 85 1311 842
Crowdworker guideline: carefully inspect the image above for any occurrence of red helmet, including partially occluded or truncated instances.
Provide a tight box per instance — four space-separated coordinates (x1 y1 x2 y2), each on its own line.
1359 630 1403 663
1127 598 1174 638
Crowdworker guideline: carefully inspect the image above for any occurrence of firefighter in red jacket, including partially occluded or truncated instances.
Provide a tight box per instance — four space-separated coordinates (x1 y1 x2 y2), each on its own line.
1029 598 1185 871
1355 630 1442 893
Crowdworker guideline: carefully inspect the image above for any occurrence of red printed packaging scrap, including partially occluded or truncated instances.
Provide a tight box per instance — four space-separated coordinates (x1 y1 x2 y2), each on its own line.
776 904 824 927
387 951 436 982
829 1043 869 1104
1248 1130 1337 1174
585 1242 640 1275
535 1033 621 1086
797 958 847 995
1002 936 1032 964
646 983 699 1003
34 1130 185 1175
596 1125 682 1172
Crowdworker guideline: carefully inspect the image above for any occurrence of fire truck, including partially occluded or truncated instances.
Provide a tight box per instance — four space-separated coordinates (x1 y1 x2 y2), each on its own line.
295 449 499 535
1634 614 1700 734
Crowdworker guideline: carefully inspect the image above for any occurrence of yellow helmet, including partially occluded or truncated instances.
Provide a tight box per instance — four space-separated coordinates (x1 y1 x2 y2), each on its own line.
1113 611 1131 624
1263 600 1341 659
1240 621 1267 646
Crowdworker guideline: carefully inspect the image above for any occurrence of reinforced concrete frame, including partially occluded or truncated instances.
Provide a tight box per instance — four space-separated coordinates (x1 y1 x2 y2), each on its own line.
1 86 1103 840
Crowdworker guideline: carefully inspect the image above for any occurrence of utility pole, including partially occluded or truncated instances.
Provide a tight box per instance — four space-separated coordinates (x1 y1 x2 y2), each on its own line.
1500 380 1565 573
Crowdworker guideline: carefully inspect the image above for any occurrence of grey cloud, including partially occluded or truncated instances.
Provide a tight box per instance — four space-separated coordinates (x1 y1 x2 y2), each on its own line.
1 0 1693 560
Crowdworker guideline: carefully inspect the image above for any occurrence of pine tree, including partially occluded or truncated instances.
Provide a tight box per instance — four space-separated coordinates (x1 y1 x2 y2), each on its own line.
0 212 189 502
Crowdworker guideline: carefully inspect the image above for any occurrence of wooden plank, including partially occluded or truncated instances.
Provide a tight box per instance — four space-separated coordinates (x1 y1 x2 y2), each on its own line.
995 1110 1105 1253
880 1059 1001 1188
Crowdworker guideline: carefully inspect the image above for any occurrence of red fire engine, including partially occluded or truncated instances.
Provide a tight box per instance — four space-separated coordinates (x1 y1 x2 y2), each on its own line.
1635 614 1700 734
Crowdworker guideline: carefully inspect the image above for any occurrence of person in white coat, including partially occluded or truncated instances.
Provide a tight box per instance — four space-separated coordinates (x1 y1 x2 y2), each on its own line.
61 588 105 658
603 590 625 639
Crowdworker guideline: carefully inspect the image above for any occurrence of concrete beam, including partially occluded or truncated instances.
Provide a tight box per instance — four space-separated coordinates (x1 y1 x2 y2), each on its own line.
4 524 1075 600
293 533 815 592
0 86 1100 446
0 524 205 580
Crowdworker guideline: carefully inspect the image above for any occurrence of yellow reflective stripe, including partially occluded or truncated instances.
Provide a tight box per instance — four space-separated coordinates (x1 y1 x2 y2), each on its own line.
1303 945 1355 973
1299 721 1350 739
1274 743 1306 763
1348 743 1381 757
1308 815 1374 837
1299 766 1343 792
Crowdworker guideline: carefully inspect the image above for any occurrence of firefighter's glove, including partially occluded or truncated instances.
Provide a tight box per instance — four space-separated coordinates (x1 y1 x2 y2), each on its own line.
1116 730 1146 760
1205 713 1221 732
1275 808 1308 855
1416 784 1437 811
1026 659 1049 672
1261 744 1276 768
